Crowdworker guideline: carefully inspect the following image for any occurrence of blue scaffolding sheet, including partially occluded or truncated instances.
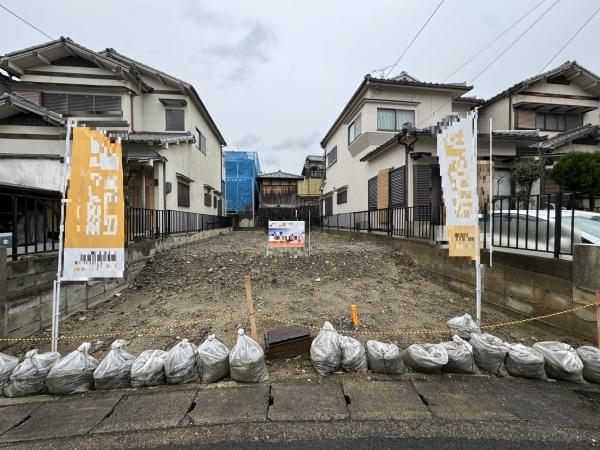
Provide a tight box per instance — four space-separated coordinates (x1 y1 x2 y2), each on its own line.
224 151 261 213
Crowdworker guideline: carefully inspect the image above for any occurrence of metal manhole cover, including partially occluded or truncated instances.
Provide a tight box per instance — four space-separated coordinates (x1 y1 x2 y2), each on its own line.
575 390 600 408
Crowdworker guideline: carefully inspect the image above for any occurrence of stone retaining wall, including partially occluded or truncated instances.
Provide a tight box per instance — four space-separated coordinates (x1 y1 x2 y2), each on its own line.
0 228 231 345
323 229 599 341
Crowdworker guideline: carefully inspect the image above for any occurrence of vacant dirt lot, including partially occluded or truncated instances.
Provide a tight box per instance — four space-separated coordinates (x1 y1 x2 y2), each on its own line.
8 230 590 380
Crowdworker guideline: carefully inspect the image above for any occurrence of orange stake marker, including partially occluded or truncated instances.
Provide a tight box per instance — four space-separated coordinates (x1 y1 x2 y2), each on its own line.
351 304 360 328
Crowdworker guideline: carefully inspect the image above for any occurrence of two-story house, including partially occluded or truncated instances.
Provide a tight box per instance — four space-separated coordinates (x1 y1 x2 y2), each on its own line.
0 37 226 217
320 71 478 217
478 61 600 196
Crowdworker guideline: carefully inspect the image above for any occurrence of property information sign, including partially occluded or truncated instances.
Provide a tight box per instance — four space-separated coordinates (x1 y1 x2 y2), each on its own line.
62 127 125 280
436 111 480 260
268 221 305 248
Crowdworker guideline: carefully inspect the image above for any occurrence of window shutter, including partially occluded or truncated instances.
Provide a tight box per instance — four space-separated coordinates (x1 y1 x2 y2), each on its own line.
41 93 68 113
68 94 94 113
413 165 431 206
390 166 406 207
94 95 121 112
516 110 536 129
368 176 377 210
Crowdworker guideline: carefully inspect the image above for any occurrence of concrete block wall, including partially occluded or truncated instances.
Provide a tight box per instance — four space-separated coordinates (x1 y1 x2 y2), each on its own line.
1 228 231 345
323 229 598 341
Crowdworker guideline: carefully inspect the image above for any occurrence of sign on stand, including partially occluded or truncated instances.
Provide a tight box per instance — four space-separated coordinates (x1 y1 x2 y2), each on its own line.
436 110 483 323
267 220 305 256
51 123 125 351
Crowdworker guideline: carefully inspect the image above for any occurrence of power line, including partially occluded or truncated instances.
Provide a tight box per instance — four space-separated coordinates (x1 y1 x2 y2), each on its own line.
442 0 546 82
0 2 54 41
416 0 561 128
383 0 446 79
538 5 600 73
468 0 560 84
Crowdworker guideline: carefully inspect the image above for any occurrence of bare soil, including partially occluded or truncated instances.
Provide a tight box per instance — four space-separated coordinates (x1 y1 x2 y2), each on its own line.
7 230 591 380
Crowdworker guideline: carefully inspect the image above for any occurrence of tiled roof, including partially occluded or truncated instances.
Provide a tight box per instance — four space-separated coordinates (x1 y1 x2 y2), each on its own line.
489 130 543 140
0 93 63 124
120 131 195 145
305 155 325 162
531 124 600 151
257 170 303 179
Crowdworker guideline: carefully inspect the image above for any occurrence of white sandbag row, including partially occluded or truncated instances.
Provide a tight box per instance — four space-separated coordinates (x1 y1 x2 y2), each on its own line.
0 328 269 398
309 321 600 384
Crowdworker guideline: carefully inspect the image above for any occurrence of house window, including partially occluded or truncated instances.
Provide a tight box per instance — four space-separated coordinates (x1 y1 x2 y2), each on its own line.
166 109 185 131
377 108 415 131
177 181 190 207
535 112 582 131
323 195 333 216
327 146 337 167
204 191 212 206
196 128 206 154
368 177 377 210
41 93 121 115
337 189 347 204
348 114 361 144
213 196 218 208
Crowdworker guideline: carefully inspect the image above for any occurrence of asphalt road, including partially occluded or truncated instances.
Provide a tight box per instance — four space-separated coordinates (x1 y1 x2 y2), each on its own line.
155 437 598 450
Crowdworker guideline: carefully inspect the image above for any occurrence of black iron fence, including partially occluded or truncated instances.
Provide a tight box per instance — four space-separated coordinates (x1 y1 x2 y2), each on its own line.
319 193 599 258
2 192 232 261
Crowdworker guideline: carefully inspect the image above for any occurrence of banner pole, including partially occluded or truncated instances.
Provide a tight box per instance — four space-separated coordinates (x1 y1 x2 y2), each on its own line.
51 119 75 352
474 110 482 326
489 117 493 268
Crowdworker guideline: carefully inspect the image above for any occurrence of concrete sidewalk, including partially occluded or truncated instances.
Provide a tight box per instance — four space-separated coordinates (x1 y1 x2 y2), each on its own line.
0 374 599 449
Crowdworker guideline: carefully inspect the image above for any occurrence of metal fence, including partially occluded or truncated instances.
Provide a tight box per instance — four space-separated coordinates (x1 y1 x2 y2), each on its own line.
319 193 599 258
2 192 232 260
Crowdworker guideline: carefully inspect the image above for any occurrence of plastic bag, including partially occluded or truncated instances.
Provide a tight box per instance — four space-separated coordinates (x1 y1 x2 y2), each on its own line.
229 329 269 383
577 346 600 384
164 339 198 384
94 339 136 390
532 341 584 383
504 343 547 380
366 340 406 375
402 343 448 373
197 334 230 384
0 352 19 396
447 314 479 340
469 333 510 377
340 335 367 373
441 335 479 374
5 349 61 397
131 350 168 387
46 343 98 395
310 321 342 376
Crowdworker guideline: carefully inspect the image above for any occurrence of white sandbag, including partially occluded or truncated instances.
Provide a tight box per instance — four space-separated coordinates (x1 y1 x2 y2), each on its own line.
197 334 230 384
533 341 584 383
577 346 600 384
504 344 546 380
164 339 198 384
131 350 168 387
340 335 367 373
94 339 135 390
402 343 448 373
229 329 269 383
366 340 406 375
5 350 61 397
0 352 18 396
469 333 510 377
310 321 342 376
46 343 98 395
447 314 479 339
441 335 479 374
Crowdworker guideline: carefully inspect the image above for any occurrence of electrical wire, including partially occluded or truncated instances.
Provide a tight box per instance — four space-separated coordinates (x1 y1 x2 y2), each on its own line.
0 2 54 41
442 0 546 82
383 0 446 79
538 5 600 73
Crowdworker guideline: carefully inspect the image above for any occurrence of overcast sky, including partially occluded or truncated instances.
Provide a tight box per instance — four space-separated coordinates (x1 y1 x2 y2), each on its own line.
2 0 599 173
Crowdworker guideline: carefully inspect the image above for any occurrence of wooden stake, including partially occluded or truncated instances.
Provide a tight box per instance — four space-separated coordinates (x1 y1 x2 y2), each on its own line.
244 276 259 343
351 304 360 328
596 291 600 349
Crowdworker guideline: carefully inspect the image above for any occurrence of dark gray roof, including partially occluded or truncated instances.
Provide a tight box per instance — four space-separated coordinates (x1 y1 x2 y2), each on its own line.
531 124 600 151
305 155 325 162
0 93 63 124
321 74 473 147
481 61 600 108
120 131 195 145
487 130 543 140
257 170 303 179
454 96 485 105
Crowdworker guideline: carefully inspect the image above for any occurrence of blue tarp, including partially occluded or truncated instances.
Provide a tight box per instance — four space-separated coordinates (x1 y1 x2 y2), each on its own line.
225 151 260 213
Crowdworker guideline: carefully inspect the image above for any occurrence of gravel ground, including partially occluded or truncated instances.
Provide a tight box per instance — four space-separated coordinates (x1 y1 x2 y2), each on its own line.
5 230 592 380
